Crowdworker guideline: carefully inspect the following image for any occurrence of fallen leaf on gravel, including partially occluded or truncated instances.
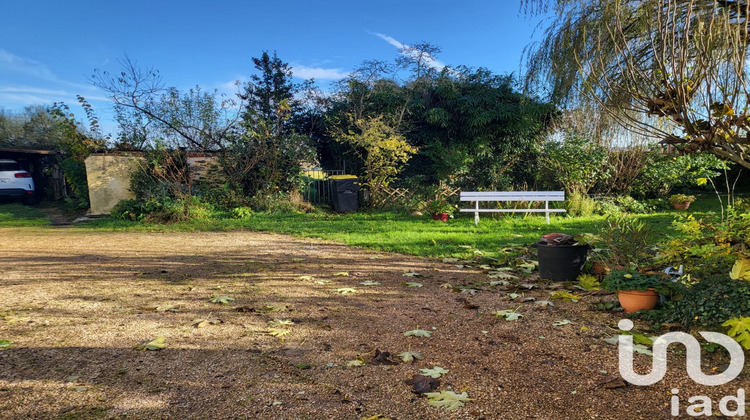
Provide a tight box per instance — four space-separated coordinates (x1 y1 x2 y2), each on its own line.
522 297 536 302
369 255 384 260
460 288 478 295
261 305 289 313
295 275 314 281
333 272 350 277
488 271 517 280
440 283 452 289
134 336 166 351
403 282 423 288
291 258 305 262
314 279 332 285
208 296 235 304
442 258 459 263
154 304 179 312
601 377 628 389
550 291 581 302
519 283 536 289
419 366 449 378
493 309 523 321
368 348 398 365
294 363 311 369
424 390 473 410
405 374 440 394
360 281 381 286
346 358 365 367
489 280 510 287
362 415 391 420
536 300 555 307
553 320 573 326
192 318 223 328
331 288 357 295
268 328 291 337
404 329 432 338
267 319 294 328
396 351 424 363
0 340 12 349
402 271 423 277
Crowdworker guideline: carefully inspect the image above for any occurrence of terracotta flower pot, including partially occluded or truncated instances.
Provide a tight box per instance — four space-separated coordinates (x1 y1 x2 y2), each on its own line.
432 213 450 222
672 202 690 210
617 289 659 313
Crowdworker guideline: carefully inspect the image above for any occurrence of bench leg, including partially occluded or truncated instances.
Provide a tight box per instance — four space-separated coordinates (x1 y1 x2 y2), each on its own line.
475 201 479 225
545 201 550 224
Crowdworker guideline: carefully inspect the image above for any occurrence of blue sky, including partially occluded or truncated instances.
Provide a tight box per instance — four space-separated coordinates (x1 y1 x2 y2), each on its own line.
0 1 549 134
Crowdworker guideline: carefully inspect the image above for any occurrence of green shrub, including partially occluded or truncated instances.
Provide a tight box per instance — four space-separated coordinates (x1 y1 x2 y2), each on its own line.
566 192 597 216
662 275 750 330
248 191 315 214
230 206 253 219
657 210 749 277
598 215 654 267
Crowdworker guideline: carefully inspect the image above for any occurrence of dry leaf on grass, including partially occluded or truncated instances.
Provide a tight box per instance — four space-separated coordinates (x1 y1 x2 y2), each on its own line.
192 318 223 328
134 336 166 351
208 296 235 304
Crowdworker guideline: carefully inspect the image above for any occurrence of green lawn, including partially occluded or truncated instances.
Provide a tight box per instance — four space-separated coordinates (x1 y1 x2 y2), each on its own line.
1 193 730 259
0 203 50 227
85 209 685 259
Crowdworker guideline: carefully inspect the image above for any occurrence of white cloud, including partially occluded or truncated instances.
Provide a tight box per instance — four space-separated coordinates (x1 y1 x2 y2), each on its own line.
374 33 406 50
291 65 349 80
373 32 446 71
0 87 109 108
0 50 58 81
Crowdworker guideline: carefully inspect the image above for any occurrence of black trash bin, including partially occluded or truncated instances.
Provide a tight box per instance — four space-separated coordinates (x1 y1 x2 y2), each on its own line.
330 175 359 212
534 242 590 281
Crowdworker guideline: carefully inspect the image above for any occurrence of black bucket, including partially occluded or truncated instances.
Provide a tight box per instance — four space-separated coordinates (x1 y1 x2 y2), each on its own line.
534 243 590 281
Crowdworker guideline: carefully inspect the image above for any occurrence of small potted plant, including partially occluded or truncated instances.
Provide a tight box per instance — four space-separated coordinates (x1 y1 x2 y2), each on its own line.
602 269 669 313
670 194 696 210
424 197 455 222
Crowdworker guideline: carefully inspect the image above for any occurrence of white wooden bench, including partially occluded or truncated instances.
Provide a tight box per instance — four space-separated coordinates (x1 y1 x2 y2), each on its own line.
459 191 566 224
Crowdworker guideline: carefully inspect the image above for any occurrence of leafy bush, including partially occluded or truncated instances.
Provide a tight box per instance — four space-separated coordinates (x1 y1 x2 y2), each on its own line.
661 275 750 330
60 158 90 209
601 269 670 292
229 206 253 219
248 191 315 213
566 192 597 216
198 182 251 210
595 195 664 215
597 215 654 267
538 134 610 195
631 151 727 199
657 210 750 277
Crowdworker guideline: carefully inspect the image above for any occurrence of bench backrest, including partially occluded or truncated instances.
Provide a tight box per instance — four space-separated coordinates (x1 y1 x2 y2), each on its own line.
459 191 565 202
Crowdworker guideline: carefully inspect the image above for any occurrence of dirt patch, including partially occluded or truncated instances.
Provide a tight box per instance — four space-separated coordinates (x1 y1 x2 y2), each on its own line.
0 228 745 419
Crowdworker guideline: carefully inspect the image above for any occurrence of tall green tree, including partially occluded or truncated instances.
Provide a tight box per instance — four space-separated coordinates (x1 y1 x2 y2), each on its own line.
525 0 750 169
224 52 314 197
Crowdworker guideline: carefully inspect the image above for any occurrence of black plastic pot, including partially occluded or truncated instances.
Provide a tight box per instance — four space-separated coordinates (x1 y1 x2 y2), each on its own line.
534 242 590 282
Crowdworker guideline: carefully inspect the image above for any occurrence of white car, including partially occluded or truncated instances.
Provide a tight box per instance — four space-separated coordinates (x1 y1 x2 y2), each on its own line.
0 159 35 203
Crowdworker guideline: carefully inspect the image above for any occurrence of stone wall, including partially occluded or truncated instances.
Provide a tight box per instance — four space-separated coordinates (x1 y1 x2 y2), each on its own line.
85 153 143 215
85 152 223 215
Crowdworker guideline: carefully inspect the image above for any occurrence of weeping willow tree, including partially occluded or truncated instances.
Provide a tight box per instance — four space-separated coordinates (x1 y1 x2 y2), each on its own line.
525 0 750 169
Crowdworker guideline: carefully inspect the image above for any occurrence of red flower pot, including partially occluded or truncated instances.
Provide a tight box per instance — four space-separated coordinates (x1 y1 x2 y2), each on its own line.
432 213 450 222
673 202 690 210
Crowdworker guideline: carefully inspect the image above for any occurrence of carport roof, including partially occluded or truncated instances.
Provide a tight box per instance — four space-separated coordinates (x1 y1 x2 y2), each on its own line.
0 147 56 155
